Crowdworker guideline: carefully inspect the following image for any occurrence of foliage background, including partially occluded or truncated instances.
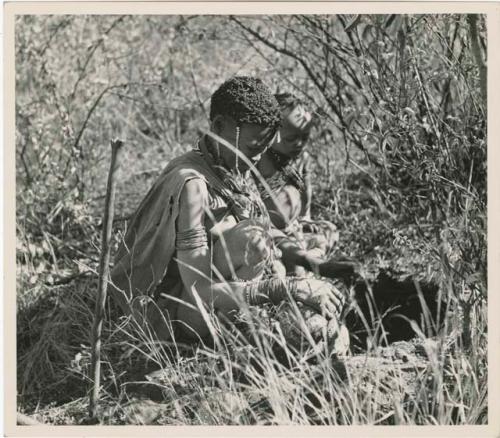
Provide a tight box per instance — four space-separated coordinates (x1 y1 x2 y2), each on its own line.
15 14 487 425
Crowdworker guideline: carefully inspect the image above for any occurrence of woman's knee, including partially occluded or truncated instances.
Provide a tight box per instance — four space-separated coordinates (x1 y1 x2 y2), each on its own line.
212 219 273 280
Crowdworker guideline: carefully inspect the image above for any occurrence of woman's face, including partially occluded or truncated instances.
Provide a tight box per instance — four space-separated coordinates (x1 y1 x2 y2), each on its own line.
272 104 312 158
211 115 277 172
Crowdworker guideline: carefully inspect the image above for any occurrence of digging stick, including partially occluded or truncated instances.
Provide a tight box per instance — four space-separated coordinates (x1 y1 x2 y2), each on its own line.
89 139 124 420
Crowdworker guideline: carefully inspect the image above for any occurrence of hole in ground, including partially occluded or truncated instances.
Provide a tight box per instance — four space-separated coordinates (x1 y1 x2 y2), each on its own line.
346 270 444 348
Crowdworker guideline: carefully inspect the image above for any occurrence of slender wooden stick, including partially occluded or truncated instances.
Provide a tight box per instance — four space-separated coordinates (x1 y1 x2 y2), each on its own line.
89 139 124 420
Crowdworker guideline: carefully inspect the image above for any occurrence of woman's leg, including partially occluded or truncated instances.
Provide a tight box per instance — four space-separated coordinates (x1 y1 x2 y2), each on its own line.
175 219 275 341
212 218 274 281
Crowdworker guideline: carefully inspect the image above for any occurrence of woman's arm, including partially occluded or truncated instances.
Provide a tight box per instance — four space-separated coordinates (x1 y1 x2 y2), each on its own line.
273 231 357 285
175 178 244 317
264 185 303 230
273 233 321 274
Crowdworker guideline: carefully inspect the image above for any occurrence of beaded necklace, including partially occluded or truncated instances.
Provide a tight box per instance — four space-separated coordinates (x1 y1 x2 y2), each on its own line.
196 135 270 225
267 147 292 170
261 148 307 197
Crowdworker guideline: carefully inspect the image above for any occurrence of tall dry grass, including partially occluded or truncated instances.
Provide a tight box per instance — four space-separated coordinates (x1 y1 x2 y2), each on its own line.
17 265 487 424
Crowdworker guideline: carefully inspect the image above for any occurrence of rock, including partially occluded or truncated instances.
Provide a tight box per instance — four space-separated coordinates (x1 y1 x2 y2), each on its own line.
415 338 439 359
396 350 410 363
17 412 43 425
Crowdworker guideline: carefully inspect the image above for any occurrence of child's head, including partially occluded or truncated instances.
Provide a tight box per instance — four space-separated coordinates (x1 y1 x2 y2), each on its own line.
273 93 314 159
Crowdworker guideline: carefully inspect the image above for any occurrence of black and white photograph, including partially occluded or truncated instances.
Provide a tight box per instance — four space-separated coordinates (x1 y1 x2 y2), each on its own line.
7 3 495 431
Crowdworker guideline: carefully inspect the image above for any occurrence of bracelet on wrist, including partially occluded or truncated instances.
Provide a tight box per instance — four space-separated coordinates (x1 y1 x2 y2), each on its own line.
244 277 298 306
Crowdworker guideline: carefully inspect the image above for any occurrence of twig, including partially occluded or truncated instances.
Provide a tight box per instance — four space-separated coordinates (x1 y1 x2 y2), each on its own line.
185 41 208 120
89 139 124 420
44 270 91 286
467 14 486 104
39 17 72 58
232 16 382 168
345 15 362 33
69 80 163 176
70 16 126 101
72 84 126 158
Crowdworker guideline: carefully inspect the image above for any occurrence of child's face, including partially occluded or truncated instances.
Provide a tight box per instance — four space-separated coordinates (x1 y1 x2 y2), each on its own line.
272 104 313 158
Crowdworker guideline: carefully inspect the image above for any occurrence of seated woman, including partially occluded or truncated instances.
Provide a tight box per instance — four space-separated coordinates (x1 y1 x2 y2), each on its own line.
110 77 346 345
256 93 357 283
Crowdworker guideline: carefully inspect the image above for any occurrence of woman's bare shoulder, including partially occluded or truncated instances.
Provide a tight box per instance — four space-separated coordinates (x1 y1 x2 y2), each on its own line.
181 178 209 203
177 178 210 231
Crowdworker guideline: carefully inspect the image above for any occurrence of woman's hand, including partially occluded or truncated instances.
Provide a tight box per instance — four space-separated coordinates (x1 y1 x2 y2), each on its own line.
318 257 360 285
293 278 346 319
301 219 321 234
303 254 359 285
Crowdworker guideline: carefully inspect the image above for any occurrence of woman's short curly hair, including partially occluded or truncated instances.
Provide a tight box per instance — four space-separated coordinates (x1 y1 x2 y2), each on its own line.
210 76 281 129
